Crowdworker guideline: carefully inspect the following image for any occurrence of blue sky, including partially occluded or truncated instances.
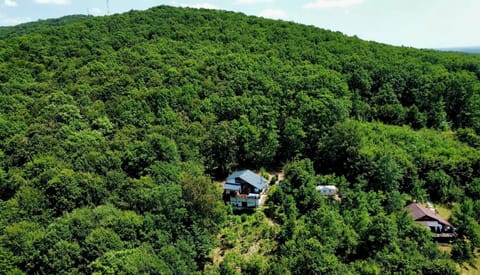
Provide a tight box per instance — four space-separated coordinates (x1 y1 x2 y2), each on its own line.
1 0 479 49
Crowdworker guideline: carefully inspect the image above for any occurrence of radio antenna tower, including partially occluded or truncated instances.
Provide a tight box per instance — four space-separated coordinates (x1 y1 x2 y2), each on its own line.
106 0 110 15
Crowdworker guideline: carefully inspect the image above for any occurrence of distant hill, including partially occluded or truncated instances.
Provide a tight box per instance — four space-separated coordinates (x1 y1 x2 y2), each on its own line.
438 46 480 54
0 15 91 39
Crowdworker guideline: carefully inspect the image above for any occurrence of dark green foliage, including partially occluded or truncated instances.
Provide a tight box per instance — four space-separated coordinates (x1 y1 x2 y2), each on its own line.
451 200 480 257
0 5 479 274
451 240 474 263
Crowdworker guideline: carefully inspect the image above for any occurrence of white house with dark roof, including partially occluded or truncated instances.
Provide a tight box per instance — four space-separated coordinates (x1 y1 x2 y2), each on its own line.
222 170 268 210
405 203 456 240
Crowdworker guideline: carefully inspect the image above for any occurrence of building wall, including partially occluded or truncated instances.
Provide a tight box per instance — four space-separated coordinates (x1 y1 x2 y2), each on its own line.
319 189 336 195
230 196 261 210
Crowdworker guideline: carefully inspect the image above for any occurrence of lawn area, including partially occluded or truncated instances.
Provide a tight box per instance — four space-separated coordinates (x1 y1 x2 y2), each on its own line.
435 203 454 220
438 243 453 254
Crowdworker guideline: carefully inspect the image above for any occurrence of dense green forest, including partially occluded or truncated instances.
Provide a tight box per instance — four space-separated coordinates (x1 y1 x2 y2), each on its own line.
1 5 480 274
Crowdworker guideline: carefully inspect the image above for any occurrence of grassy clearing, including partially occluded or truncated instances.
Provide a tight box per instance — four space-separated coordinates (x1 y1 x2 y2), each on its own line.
435 203 454 220
438 243 453 254
205 211 280 273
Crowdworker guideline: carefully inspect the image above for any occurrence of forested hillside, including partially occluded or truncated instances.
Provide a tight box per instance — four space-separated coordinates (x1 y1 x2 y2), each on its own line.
1 5 480 274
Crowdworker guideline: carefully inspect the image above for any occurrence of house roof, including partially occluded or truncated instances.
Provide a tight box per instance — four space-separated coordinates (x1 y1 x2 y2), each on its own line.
315 185 338 191
226 170 267 190
405 203 453 227
222 184 241 192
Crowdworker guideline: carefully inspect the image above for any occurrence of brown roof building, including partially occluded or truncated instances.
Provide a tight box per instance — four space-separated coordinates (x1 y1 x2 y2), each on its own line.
404 203 455 240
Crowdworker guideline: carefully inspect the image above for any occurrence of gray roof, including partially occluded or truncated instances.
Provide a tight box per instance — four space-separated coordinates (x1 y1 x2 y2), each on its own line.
226 170 267 190
222 184 241 192
315 185 337 191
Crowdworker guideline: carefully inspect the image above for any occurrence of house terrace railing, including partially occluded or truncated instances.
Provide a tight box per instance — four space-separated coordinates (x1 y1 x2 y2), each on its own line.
233 192 260 199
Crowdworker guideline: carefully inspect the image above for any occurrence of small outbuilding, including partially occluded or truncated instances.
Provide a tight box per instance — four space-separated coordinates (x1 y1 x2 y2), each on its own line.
316 185 338 196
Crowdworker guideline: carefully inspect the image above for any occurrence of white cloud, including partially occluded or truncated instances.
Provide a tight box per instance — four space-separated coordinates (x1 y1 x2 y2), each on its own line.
88 8 103 16
237 0 273 4
304 0 364 9
4 0 17 7
34 0 69 5
180 3 218 9
0 13 31 25
259 9 288 20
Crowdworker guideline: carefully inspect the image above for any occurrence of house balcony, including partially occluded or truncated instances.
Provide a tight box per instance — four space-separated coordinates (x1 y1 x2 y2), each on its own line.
233 192 260 199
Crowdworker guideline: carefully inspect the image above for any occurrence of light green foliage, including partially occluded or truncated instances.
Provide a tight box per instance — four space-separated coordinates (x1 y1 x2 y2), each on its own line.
45 240 81 274
90 245 171 275
1 221 45 273
85 228 124 261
